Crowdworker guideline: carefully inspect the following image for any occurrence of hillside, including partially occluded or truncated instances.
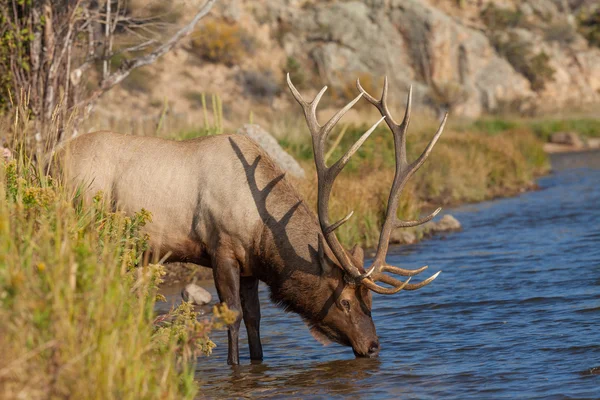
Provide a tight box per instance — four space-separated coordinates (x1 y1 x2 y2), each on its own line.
93 0 600 131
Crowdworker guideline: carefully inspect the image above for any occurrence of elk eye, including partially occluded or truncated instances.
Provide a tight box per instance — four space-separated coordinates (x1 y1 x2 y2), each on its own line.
341 299 351 311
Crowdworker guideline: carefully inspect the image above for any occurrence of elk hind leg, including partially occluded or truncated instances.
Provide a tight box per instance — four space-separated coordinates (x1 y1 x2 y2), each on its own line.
240 276 263 361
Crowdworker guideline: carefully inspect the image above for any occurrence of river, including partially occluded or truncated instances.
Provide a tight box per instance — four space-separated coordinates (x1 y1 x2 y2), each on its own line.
161 150 600 399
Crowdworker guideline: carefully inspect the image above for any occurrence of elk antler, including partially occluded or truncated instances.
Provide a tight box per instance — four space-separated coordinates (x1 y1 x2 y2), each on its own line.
286 74 386 279
356 77 447 294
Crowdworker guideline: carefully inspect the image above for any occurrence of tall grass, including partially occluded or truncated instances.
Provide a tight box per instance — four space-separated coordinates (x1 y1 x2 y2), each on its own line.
459 116 600 140
285 122 549 248
0 128 234 398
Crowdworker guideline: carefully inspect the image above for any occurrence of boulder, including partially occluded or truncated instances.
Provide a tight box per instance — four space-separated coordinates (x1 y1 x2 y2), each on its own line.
237 124 306 178
2 147 11 162
431 214 462 233
181 283 212 306
549 132 584 148
390 230 417 245
587 138 600 149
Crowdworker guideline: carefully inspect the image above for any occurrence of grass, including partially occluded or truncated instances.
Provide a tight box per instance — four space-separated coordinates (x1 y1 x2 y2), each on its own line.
0 111 236 398
458 116 600 141
278 118 549 248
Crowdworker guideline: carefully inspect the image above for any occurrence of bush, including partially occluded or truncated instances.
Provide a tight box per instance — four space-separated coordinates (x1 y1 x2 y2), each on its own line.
577 7 600 47
238 70 281 103
481 4 524 31
325 72 379 109
285 56 306 88
428 81 469 112
492 33 555 91
190 20 253 66
0 123 235 398
544 21 578 45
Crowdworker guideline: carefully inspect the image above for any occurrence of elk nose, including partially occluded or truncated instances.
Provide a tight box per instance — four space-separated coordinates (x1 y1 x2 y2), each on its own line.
368 341 380 357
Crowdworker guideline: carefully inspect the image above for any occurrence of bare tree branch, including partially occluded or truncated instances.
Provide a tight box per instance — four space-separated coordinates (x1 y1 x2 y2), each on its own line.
74 0 216 111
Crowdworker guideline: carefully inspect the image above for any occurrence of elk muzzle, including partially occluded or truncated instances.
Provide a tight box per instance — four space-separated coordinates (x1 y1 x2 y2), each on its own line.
353 338 381 358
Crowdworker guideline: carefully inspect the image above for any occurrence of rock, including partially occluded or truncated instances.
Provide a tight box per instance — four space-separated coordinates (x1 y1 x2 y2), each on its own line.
181 283 212 306
587 138 600 149
390 230 417 245
429 214 462 234
2 147 11 162
237 124 306 178
549 132 584 148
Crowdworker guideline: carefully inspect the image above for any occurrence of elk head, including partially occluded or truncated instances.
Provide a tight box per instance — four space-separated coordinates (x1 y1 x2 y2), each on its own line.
287 74 448 357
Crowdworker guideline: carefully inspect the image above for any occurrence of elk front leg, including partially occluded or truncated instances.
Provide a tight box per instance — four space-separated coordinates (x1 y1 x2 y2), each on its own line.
240 276 263 361
212 256 242 365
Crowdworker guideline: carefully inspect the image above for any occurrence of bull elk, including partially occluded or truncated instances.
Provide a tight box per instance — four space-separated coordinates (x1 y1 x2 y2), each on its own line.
56 75 447 365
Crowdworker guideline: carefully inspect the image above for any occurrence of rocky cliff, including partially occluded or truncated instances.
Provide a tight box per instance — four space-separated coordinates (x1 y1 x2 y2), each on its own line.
96 0 600 125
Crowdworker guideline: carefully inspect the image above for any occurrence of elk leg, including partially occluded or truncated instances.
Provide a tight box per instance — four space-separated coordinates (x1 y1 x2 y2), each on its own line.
212 256 242 365
240 276 263 361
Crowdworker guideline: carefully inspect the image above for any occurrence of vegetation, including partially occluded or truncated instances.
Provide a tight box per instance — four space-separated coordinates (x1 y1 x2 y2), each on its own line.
0 113 235 399
464 116 600 141
577 7 600 47
0 0 215 145
480 4 525 31
238 70 281 103
277 118 549 248
491 33 555 92
480 4 555 92
285 57 306 88
191 19 254 66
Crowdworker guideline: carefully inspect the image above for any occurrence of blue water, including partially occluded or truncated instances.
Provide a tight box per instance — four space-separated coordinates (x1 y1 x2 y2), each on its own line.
167 151 600 399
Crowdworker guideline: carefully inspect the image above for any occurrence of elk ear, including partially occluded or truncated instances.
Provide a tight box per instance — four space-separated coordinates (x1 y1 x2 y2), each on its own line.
318 233 333 274
349 244 364 267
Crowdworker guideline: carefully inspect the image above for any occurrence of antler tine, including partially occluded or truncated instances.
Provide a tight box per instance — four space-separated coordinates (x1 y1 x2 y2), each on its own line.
377 271 441 291
382 264 429 277
409 112 448 173
362 276 412 295
355 77 445 294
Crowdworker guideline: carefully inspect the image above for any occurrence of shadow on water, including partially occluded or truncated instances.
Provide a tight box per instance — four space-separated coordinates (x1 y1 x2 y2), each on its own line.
161 150 600 399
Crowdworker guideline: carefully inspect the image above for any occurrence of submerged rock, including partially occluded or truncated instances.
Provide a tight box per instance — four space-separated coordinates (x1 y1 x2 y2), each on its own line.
181 283 212 306
429 214 462 234
390 230 417 245
550 132 584 148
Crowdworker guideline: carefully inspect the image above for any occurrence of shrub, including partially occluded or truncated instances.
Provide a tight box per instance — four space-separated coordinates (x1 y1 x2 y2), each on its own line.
190 20 253 66
492 33 555 91
428 81 469 112
238 70 281 103
0 157 232 399
577 7 600 47
544 21 578 45
285 56 306 88
0 109 235 398
481 4 524 31
327 72 379 109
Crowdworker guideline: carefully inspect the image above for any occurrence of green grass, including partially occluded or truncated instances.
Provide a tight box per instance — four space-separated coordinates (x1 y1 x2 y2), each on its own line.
0 147 235 399
455 116 600 141
283 121 549 248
